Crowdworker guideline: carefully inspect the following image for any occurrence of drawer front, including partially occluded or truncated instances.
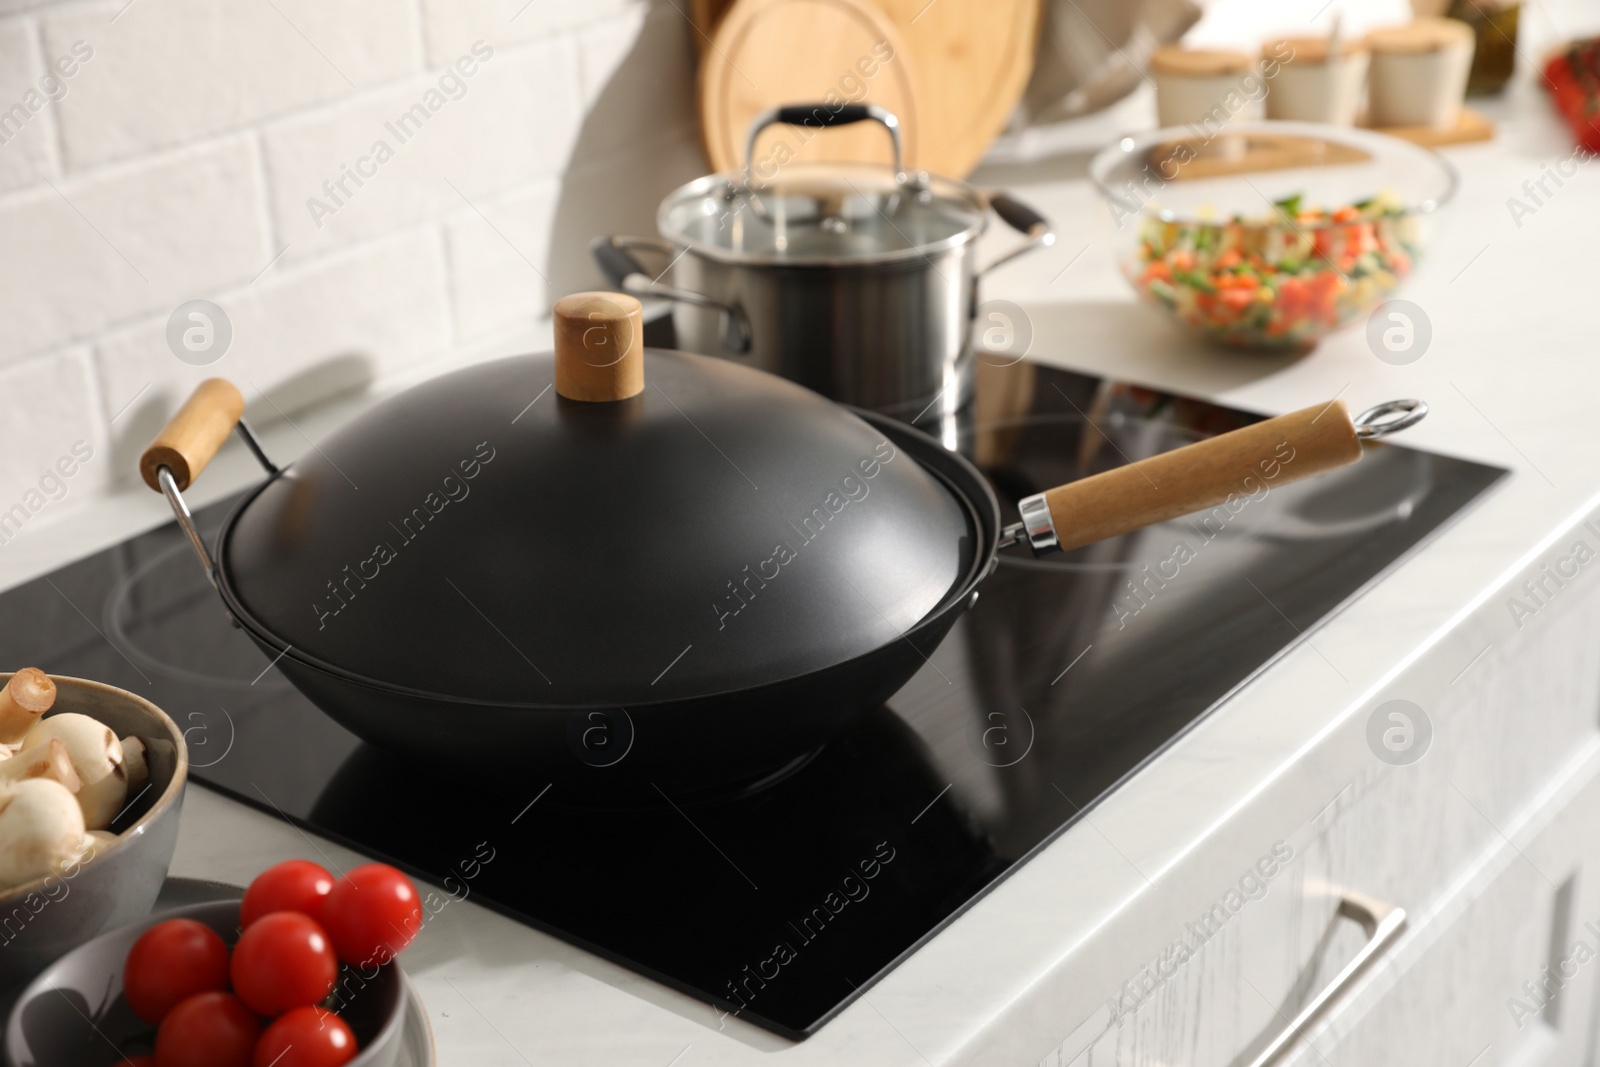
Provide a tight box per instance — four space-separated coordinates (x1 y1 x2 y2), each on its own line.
1281 739 1600 1067
1052 574 1600 1066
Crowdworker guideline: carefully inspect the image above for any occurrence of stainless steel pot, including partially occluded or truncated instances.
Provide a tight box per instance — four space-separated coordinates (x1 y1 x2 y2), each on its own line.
594 104 1054 425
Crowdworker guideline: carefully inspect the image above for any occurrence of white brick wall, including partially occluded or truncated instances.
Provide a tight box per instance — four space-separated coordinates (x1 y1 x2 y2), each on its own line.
0 20 59 193
261 38 582 258
95 228 452 485
445 177 560 345
417 0 636 67
0 0 696 527
0 136 269 362
42 0 422 169
0 349 109 522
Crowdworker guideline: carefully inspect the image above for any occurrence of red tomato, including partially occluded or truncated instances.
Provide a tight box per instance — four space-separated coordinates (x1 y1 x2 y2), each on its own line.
241 859 335 927
123 919 230 1024
320 864 423 967
1219 287 1255 312
155 992 261 1067
230 912 338 1016
252 1006 359 1067
1545 51 1578 116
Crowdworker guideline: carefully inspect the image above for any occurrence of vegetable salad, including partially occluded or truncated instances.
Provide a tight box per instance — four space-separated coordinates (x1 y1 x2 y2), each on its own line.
1129 192 1421 348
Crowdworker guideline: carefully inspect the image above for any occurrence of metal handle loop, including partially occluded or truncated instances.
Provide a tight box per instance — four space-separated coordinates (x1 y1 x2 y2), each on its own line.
235 415 278 477
1245 891 1406 1066
157 465 216 587
743 102 905 179
153 419 277 590
1354 399 1428 440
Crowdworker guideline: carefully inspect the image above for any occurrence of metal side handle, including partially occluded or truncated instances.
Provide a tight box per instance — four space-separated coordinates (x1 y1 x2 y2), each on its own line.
590 235 751 353
976 191 1055 279
1245 891 1406 1067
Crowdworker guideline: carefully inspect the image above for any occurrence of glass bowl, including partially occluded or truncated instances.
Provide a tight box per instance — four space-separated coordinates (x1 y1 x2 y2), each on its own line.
1089 121 1457 350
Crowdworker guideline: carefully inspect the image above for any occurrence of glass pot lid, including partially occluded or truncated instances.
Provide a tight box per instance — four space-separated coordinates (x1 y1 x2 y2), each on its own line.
658 163 989 267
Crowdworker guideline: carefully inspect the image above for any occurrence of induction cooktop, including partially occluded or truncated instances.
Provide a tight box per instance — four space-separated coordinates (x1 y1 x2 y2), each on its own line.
0 362 1506 1039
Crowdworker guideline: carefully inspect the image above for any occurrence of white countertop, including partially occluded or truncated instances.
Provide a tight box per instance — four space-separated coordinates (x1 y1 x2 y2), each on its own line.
8 49 1600 1067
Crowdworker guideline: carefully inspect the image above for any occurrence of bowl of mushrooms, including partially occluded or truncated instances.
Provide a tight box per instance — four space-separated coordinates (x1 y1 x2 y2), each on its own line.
0 670 186 989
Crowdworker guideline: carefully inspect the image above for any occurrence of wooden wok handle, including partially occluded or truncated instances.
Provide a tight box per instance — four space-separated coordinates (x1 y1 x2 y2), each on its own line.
139 378 245 491
1036 401 1363 554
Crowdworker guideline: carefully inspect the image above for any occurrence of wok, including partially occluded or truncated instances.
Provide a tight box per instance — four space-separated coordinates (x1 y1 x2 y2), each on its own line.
140 292 1424 799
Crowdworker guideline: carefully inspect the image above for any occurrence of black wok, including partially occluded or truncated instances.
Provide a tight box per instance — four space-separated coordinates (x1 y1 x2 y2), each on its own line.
140 292 1423 799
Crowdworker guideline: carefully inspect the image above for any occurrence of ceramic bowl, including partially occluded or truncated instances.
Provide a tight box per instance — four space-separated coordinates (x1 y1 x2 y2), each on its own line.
1090 120 1457 349
0 674 186 990
5 899 406 1067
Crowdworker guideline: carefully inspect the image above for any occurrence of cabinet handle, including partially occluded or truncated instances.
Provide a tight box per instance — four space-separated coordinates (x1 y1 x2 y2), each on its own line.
1245 891 1407 1067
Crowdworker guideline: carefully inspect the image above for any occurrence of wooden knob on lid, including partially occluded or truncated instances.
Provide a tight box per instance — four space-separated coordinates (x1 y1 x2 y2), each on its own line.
554 292 644 402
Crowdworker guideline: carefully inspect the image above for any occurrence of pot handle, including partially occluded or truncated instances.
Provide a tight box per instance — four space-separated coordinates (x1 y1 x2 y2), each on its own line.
1008 399 1426 555
977 192 1055 279
743 103 904 176
590 235 751 354
138 379 277 584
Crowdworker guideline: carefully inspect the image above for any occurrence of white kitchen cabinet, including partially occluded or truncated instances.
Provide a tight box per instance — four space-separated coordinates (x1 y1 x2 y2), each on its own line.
1278 740 1600 1066
1052 541 1600 1067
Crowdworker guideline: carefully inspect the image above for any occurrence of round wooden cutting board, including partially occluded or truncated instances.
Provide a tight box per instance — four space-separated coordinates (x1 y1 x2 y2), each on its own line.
695 0 1040 177
875 0 1039 176
687 0 734 51
699 0 922 172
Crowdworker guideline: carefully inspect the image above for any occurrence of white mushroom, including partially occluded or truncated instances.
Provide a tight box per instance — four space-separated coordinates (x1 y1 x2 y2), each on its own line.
21 714 125 831
0 669 55 745
121 737 149 797
0 779 86 890
0 740 81 793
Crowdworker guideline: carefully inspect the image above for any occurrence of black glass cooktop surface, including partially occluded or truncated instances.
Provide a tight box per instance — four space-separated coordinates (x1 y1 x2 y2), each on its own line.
0 364 1505 1039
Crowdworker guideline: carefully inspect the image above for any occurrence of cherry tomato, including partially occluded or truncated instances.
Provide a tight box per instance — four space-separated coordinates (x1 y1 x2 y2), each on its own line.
123 918 230 1024
241 859 335 927
230 912 338 1016
320 863 423 967
252 1006 359 1067
154 992 261 1067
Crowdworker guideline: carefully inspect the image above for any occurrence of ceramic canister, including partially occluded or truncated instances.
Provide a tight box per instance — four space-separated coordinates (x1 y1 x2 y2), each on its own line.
1264 36 1371 125
1367 17 1475 128
1150 46 1261 131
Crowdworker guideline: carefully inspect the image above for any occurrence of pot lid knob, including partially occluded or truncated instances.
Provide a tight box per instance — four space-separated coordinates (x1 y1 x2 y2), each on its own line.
554 291 644 402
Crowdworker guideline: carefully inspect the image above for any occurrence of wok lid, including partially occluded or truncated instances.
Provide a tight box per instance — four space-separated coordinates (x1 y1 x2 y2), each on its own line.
219 294 978 706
